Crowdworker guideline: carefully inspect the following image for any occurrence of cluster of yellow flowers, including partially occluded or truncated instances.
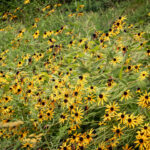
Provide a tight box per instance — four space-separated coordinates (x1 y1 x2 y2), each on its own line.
0 1 149 150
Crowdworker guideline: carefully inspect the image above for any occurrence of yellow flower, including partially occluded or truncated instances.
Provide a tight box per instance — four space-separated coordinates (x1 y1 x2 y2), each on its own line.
57 4 62 7
60 142 71 150
33 30 39 39
146 49 150 56
77 12 84 16
135 134 148 150
97 93 108 105
34 18 40 23
79 5 84 8
112 124 124 137
71 107 83 123
24 0 30 4
121 90 131 101
59 113 68 124
125 114 137 128
138 91 150 109
22 142 33 150
85 94 96 104
68 13 75 17
122 144 133 150
140 123 150 134
139 71 148 80
105 102 120 114
38 112 45 123
97 142 106 150
103 112 114 121
48 38 56 45
17 61 23 67
43 31 48 39
84 129 94 144
117 112 127 124
111 56 122 65
47 30 53 36
133 64 141 72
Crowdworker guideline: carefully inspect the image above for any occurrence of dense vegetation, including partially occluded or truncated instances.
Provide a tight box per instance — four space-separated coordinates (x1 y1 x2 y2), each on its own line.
0 0 150 149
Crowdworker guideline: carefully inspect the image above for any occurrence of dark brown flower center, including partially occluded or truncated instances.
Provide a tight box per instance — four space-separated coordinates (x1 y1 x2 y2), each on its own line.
116 129 120 133
99 94 103 98
139 139 143 143
124 91 127 95
128 118 132 123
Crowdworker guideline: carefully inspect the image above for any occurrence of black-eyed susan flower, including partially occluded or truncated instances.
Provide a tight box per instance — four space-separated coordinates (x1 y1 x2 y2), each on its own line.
134 32 144 41
38 112 45 123
112 124 124 137
146 49 150 56
125 114 136 128
69 103 76 112
22 141 34 150
136 87 141 93
77 74 88 85
122 46 127 54
84 43 90 52
33 30 39 39
70 132 78 144
103 112 113 121
134 115 145 126
98 93 108 105
59 113 68 124
140 123 150 134
17 61 23 67
60 142 71 150
133 64 141 72
43 31 48 39
85 94 95 104
45 110 53 121
77 133 86 146
105 102 120 114
78 38 87 46
139 41 147 49
72 87 81 98
139 71 148 80
15 86 22 95
125 65 133 72
17 28 26 38
138 91 150 109
111 56 122 65
134 134 148 150
122 144 133 150
96 142 106 150
2 95 12 103
47 30 53 36
72 107 83 123
32 23 37 28
117 111 126 124
84 129 94 144
87 85 96 93
48 38 56 45
106 79 116 90
68 40 76 48
121 90 131 101
96 53 103 61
